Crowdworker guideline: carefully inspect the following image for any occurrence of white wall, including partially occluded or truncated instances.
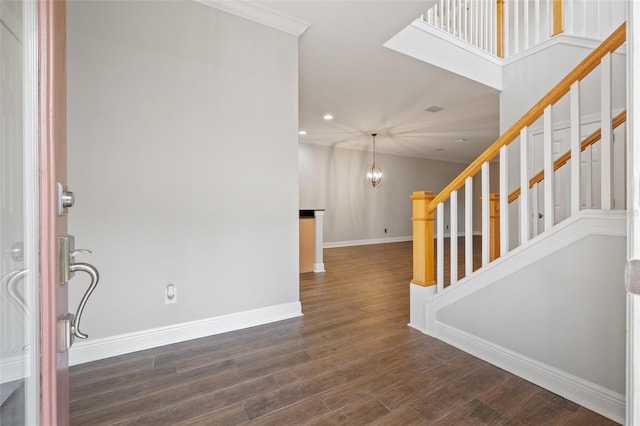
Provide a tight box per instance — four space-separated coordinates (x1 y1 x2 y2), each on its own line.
67 1 300 340
299 143 470 244
437 234 626 395
501 40 626 133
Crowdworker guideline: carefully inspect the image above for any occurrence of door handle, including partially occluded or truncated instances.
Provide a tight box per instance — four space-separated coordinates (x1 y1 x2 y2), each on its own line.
6 269 29 316
56 235 101 351
69 262 99 340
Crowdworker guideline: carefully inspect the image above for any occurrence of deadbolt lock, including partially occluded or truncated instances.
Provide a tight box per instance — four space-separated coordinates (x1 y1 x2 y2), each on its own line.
57 182 75 216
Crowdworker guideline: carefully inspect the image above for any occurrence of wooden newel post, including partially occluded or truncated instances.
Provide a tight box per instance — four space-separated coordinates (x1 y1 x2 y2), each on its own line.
411 191 436 286
489 193 500 261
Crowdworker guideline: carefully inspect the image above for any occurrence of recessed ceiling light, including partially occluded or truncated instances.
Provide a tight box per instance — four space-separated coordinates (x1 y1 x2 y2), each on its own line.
435 148 445 151
425 106 443 113
453 138 467 143
323 114 333 120
299 130 307 135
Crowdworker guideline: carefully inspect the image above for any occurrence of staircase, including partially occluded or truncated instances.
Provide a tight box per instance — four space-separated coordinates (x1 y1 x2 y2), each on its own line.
409 19 627 424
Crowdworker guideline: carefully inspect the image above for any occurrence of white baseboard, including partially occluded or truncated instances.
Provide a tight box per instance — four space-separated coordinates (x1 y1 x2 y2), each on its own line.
434 322 625 424
69 302 302 366
324 236 412 248
323 232 483 248
313 263 325 273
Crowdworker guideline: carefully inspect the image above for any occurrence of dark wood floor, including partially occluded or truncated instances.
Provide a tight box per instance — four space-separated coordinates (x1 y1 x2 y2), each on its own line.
69 242 617 425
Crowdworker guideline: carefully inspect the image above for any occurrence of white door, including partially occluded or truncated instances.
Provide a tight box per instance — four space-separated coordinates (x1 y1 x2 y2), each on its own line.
0 1 40 424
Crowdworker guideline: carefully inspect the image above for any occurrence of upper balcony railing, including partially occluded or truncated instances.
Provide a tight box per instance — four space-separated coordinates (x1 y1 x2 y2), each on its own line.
420 0 625 59
421 0 502 56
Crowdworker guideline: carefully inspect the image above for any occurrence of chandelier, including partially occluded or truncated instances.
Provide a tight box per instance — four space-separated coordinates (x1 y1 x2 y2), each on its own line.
366 133 384 188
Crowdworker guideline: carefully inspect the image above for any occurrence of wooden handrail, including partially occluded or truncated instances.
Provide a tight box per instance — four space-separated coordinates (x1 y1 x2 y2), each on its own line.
426 22 626 213
507 110 627 203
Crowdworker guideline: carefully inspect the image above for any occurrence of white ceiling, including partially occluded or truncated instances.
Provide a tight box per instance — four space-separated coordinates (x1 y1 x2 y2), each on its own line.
264 0 501 164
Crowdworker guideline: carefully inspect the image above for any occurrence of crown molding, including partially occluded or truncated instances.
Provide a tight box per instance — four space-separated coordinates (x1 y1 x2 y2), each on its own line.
195 0 310 37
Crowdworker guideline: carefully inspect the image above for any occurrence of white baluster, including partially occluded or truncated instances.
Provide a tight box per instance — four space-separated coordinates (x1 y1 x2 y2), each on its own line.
473 0 480 47
514 0 519 54
437 202 445 291
546 0 552 40
500 145 509 256
491 0 494 52
520 127 530 244
582 0 588 37
434 1 438 28
457 0 462 38
524 0 530 49
504 0 510 56
543 105 555 230
465 176 473 277
447 0 451 31
570 81 581 215
566 0 573 34
453 0 458 37
601 52 612 209
464 0 469 42
485 0 490 51
482 162 490 266
479 0 484 49
450 190 458 284
491 0 496 55
535 0 540 44
453 0 458 32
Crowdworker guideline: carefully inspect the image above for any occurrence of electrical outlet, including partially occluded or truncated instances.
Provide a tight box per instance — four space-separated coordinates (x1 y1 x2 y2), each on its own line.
165 284 177 304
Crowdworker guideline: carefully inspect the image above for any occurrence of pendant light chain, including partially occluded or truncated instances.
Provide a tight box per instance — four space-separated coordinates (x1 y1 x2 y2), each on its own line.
372 133 377 166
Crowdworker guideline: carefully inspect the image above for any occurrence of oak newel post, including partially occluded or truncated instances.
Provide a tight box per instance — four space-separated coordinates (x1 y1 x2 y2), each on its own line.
411 191 436 286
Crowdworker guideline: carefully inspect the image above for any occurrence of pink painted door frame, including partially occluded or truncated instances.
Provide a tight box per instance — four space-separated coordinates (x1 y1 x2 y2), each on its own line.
38 0 69 423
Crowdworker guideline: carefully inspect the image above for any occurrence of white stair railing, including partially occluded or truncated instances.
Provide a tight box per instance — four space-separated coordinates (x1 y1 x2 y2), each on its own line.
411 23 626 291
422 0 499 56
419 0 625 59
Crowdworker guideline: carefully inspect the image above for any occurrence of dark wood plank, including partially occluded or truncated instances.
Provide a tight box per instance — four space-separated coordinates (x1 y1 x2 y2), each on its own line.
247 397 329 425
305 396 390 425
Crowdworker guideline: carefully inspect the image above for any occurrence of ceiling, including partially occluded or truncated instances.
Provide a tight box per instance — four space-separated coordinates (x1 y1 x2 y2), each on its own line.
265 0 501 164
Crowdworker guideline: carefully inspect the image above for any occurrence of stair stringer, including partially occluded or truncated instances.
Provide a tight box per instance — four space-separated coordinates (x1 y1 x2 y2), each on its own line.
410 210 626 423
